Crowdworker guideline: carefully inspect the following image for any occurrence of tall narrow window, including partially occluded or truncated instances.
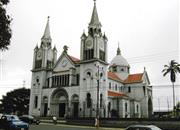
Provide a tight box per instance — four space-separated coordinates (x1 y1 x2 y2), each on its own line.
128 86 131 93
76 74 80 85
62 75 65 86
109 82 111 89
143 86 146 96
60 75 62 86
100 94 103 108
34 96 38 108
67 74 70 86
87 93 92 108
115 84 117 91
52 77 54 86
125 102 128 112
136 104 139 113
47 78 50 87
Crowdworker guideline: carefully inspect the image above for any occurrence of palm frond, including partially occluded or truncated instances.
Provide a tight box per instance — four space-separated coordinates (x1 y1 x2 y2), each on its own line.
164 65 169 67
163 70 170 76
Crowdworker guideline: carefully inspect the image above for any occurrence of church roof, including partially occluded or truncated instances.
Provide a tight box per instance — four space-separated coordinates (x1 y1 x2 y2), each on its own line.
124 73 143 84
108 90 127 97
108 72 124 83
68 55 80 64
108 72 143 84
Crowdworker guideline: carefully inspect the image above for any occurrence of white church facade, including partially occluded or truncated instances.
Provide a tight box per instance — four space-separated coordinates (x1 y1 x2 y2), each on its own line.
29 1 153 118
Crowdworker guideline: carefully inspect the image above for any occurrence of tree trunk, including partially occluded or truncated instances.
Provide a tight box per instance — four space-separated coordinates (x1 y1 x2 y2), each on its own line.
172 82 175 116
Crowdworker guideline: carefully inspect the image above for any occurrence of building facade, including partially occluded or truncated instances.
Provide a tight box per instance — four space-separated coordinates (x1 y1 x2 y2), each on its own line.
29 1 153 118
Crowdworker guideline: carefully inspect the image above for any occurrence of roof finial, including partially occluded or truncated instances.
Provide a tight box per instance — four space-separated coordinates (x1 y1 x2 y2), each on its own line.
94 0 96 4
144 67 146 71
63 45 68 53
117 42 121 55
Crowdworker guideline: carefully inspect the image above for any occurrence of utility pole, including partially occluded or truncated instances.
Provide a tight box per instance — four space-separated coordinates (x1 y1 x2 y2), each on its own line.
96 65 100 128
95 64 103 128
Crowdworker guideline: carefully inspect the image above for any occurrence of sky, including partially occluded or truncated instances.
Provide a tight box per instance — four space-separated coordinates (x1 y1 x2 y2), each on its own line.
0 0 179 111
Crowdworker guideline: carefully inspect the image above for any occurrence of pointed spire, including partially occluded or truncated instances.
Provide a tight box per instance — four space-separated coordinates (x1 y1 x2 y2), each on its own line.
117 42 121 55
42 16 51 40
34 44 39 51
103 32 108 41
53 45 57 51
81 29 87 39
89 0 101 28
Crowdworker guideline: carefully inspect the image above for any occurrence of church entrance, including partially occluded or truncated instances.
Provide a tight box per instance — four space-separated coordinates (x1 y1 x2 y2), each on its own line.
44 103 48 117
148 98 153 117
42 96 48 117
59 103 66 117
71 94 79 118
73 102 79 118
51 88 69 118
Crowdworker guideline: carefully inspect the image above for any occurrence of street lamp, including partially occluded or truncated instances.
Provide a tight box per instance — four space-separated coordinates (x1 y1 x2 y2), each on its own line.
95 64 103 128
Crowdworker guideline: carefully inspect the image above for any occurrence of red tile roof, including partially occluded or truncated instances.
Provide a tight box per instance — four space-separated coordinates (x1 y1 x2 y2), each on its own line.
108 72 143 84
68 55 80 64
124 73 143 83
108 72 123 83
108 90 126 97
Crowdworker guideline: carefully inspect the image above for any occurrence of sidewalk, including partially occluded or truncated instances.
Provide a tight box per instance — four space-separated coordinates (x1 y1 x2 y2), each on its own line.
41 122 125 130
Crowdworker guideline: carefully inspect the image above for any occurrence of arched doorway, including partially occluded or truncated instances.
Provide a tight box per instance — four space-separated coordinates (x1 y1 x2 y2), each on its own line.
51 88 68 118
42 96 48 117
71 94 79 118
148 98 153 118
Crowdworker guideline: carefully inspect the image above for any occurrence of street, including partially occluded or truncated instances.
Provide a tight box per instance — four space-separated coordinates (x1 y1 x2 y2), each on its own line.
29 123 124 130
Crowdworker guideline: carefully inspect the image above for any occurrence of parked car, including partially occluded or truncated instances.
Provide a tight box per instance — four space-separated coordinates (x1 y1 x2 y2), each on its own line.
0 115 29 130
19 115 40 125
125 125 162 130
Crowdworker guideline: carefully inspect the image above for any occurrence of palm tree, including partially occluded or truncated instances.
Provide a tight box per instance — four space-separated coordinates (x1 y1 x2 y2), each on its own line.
162 60 180 115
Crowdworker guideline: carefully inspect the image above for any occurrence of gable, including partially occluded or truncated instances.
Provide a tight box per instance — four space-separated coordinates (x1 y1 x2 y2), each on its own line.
142 71 150 85
53 53 75 72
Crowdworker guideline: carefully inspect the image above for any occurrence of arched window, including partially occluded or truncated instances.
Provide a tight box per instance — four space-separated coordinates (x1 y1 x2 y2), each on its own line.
87 93 92 108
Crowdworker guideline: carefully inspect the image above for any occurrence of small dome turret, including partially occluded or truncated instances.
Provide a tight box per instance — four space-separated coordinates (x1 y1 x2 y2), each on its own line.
110 45 129 67
109 44 130 80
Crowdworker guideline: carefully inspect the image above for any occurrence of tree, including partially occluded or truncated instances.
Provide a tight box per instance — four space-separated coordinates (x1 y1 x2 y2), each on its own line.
0 88 30 115
0 0 12 50
162 60 180 115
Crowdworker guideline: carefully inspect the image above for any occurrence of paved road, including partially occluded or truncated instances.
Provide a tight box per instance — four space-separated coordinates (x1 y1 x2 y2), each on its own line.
29 123 124 130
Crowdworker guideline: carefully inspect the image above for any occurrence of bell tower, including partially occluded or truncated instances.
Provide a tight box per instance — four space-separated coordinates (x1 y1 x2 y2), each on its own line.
32 16 57 70
79 0 109 118
29 17 57 116
80 0 108 64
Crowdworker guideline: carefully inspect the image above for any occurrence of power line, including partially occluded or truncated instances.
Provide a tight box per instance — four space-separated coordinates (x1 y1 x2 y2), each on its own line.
127 50 179 64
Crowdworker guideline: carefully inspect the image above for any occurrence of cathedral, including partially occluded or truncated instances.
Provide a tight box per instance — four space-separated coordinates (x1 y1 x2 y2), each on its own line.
29 1 153 118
